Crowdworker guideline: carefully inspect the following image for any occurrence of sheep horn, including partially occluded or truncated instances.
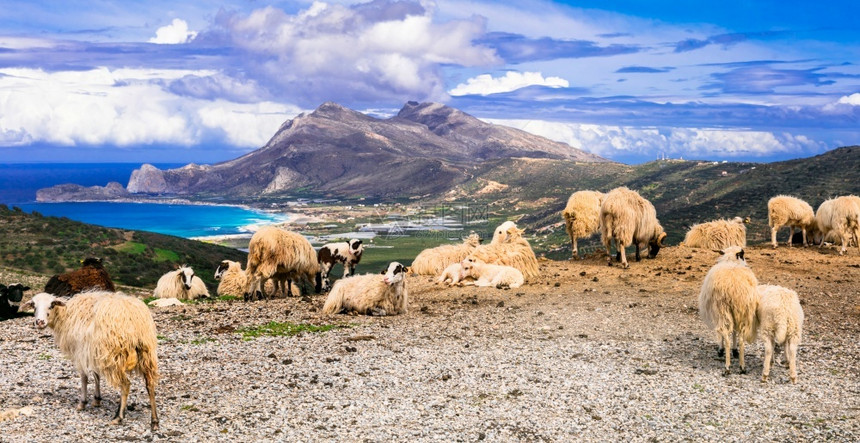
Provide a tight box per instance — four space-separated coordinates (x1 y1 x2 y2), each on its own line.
657 232 667 247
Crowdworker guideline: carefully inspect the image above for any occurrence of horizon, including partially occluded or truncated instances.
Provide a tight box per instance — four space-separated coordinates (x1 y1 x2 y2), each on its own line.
1 1 858 164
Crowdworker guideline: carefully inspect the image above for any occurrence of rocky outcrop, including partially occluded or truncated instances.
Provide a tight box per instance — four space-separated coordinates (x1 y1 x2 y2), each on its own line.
36 182 131 202
127 164 170 194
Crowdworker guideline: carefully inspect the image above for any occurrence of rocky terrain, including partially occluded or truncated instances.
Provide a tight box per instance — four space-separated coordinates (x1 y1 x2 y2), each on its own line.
1 244 858 441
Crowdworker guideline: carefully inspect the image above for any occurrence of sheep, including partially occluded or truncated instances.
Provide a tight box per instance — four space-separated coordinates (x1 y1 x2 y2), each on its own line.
460 258 524 289
44 257 115 297
214 260 296 299
491 221 517 245
698 246 759 376
599 187 667 269
244 226 319 301
322 262 409 316
768 195 816 248
315 239 365 292
410 232 482 276
814 196 860 255
436 262 469 286
154 266 210 301
755 284 804 384
0 283 30 320
21 291 159 430
465 225 540 281
561 190 604 259
683 216 749 250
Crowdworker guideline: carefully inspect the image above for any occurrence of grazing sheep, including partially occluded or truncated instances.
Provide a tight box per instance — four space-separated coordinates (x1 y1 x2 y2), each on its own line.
768 195 815 248
154 266 209 301
755 284 804 384
245 226 319 300
562 190 604 259
814 196 860 255
21 291 159 430
698 246 759 376
214 260 295 298
599 187 667 269
410 232 482 276
315 239 365 292
466 225 540 281
44 257 115 297
461 258 524 289
436 262 469 286
322 262 409 316
0 283 30 320
683 216 749 250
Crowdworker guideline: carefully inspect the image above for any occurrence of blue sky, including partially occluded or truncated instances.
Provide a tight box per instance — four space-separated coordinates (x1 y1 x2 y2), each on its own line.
0 0 857 164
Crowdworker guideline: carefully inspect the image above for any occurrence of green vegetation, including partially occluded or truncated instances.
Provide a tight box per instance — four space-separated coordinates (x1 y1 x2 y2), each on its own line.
237 321 343 340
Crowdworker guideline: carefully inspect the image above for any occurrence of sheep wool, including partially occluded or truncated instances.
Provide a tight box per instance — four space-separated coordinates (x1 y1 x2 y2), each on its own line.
683 216 748 250
814 196 860 255
461 259 524 289
562 190 604 258
756 284 804 384
245 226 318 300
768 195 815 248
410 233 482 276
154 266 209 300
436 262 469 286
600 187 667 268
44 257 115 297
466 226 540 281
323 262 409 316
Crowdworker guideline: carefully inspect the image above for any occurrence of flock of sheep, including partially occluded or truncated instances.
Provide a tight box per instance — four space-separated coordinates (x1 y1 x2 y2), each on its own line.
3 186 858 430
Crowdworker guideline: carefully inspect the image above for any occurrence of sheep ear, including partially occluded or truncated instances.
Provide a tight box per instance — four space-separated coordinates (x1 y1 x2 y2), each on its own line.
50 299 66 308
736 249 745 261
711 249 723 254
403 266 410 274
20 300 34 311
380 268 386 275
23 286 30 291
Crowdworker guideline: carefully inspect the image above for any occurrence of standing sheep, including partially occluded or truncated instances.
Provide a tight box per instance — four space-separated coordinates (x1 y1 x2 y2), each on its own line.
698 246 759 376
599 187 667 269
410 232 482 276
315 239 365 292
683 216 749 250
44 257 115 297
322 262 409 316
466 224 540 281
214 260 295 298
768 195 815 248
756 284 804 384
154 266 210 301
21 291 159 430
814 196 860 255
245 226 319 300
460 258 524 289
562 190 604 259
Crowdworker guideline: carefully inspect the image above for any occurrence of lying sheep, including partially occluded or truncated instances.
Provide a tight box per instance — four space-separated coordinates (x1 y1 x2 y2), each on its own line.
436 262 469 286
0 283 30 320
755 284 804 384
154 266 210 301
245 226 318 300
410 232 482 276
562 190 604 259
44 257 115 297
698 246 759 376
214 260 295 298
316 239 365 292
461 258 524 289
600 187 667 268
683 216 749 250
768 195 815 248
814 196 860 255
322 262 409 316
22 291 159 430
491 221 517 245
466 224 540 281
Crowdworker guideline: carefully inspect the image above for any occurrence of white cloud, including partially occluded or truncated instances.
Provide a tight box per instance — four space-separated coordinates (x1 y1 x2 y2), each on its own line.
837 93 860 106
149 18 197 44
449 71 569 96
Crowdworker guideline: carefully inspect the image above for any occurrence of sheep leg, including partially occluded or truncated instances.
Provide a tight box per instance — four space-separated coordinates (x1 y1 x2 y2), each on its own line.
787 226 794 247
618 241 629 269
634 244 641 262
144 368 159 431
762 338 774 382
802 227 808 247
370 307 387 316
721 333 732 376
93 373 102 407
572 238 578 259
771 226 779 248
737 334 747 374
110 375 131 425
786 339 799 384
604 236 613 266
77 373 88 410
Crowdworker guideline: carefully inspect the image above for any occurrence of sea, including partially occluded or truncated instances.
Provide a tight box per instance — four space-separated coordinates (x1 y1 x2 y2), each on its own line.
0 163 292 239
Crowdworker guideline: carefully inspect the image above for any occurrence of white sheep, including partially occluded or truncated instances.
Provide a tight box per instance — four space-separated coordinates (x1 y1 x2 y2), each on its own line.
466 224 540 281
154 265 210 300
436 262 469 286
322 262 409 316
814 196 860 255
698 246 759 376
21 291 159 430
460 258 524 289
683 216 749 250
214 260 296 298
562 190 604 259
599 187 667 269
316 239 365 292
768 195 815 248
491 221 517 245
245 226 319 300
755 284 804 384
410 232 482 276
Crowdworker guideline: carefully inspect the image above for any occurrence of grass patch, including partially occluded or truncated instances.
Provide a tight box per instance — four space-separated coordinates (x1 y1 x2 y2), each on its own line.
153 248 180 262
237 321 343 340
143 296 158 305
191 337 215 345
37 353 52 360
112 241 146 255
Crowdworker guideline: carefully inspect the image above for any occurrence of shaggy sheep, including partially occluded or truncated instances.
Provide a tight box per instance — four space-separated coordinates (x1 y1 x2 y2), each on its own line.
768 195 816 248
461 258 524 289
44 257 115 297
466 225 540 281
410 232 482 276
491 221 517 245
322 262 409 316
698 246 759 376
315 239 365 292
683 216 749 250
562 190 604 259
214 260 296 299
245 226 319 301
755 284 804 384
814 196 860 255
21 291 159 430
599 187 667 269
154 266 210 301
436 262 469 286
0 283 30 320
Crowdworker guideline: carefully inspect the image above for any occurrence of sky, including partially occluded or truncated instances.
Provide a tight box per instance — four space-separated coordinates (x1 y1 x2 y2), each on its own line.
0 0 858 164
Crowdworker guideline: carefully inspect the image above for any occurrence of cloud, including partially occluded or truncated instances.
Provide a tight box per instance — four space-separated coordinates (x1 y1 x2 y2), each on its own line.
149 18 198 44
674 30 795 53
449 71 569 96
837 92 860 105
702 66 836 94
615 66 674 74
477 32 640 64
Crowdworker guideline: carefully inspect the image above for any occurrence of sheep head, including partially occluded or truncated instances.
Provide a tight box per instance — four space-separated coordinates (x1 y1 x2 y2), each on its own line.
380 262 408 286
214 261 232 280
716 246 746 264
648 232 667 258
177 266 195 290
20 293 65 329
349 239 364 254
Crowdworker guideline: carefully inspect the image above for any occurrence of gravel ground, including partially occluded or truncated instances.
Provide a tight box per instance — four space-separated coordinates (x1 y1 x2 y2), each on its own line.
1 245 859 442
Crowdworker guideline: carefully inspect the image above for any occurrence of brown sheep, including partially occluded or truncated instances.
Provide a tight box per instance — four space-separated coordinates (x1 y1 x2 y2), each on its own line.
44 257 116 297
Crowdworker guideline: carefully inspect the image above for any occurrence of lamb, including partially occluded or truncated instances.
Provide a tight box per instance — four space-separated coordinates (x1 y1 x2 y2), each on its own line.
44 257 115 297
465 224 540 281
322 262 409 316
410 232 482 276
315 239 365 292
755 284 804 384
561 190 604 259
460 258 524 289
814 196 860 255
683 216 749 250
436 262 469 286
214 260 296 298
768 195 816 248
21 291 159 430
0 283 30 320
599 187 667 268
244 226 319 300
154 266 210 301
698 246 759 376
